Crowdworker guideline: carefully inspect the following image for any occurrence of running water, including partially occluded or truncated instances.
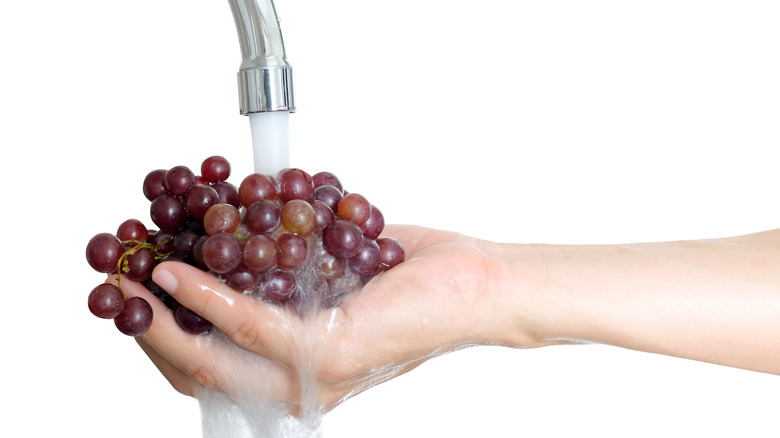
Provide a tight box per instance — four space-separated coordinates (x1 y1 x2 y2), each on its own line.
249 112 291 175
196 110 327 438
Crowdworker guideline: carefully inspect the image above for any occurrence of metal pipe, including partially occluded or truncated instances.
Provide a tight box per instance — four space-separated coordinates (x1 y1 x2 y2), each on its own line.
228 0 295 114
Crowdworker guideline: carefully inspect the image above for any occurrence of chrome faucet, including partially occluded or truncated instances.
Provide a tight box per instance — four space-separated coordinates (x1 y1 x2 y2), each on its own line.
228 0 295 115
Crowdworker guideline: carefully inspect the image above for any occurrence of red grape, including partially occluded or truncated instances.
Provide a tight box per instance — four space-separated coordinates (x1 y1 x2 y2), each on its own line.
143 169 167 201
213 180 241 209
281 199 316 236
88 284 125 319
278 168 314 202
337 193 371 226
377 237 405 269
348 238 381 276
117 219 149 245
201 156 231 183
149 229 176 253
202 232 242 273
244 199 280 234
239 173 277 206
114 296 153 336
174 306 213 335
185 185 219 220
86 233 124 273
323 220 363 258
165 165 196 196
123 248 156 282
173 229 201 257
203 203 241 235
260 269 296 303
150 194 187 231
87 156 407 336
360 205 385 240
317 252 345 280
277 233 307 270
191 234 210 269
242 235 277 272
224 265 262 291
313 171 343 192
310 200 334 231
313 185 343 212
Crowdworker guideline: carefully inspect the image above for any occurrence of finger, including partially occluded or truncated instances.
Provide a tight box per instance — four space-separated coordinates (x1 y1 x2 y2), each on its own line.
118 277 223 390
150 261 304 366
119 277 298 403
136 337 198 397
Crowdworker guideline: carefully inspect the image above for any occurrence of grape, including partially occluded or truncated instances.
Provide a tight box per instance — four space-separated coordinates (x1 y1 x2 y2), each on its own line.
277 233 307 270
174 306 213 335
114 296 153 336
260 269 296 303
165 165 196 196
245 199 280 234
123 248 156 282
87 156 407 336
173 229 201 257
201 156 231 183
313 185 343 212
213 181 241 209
225 265 262 291
185 185 219 220
377 237 405 269
88 284 125 319
202 232 242 273
317 252 345 280
323 220 363 259
281 199 316 236
149 229 176 253
278 168 314 202
313 171 343 192
143 279 180 311
143 169 167 201
242 234 277 272
203 203 241 235
239 173 277 206
150 194 187 231
191 235 210 269
311 200 334 231
337 193 372 226
348 238 381 276
360 205 385 240
181 218 206 234
86 233 124 273
117 219 149 245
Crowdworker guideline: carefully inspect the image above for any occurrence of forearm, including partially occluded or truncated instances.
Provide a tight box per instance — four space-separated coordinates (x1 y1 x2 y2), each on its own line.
495 230 780 374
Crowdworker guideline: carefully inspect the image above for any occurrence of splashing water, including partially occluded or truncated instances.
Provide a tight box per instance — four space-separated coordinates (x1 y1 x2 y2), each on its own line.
195 329 326 438
196 110 326 438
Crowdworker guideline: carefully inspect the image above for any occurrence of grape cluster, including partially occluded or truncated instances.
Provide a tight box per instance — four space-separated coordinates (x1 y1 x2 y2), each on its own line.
85 156 405 337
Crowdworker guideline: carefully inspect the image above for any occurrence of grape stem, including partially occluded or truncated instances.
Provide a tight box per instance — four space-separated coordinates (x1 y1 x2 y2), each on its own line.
115 240 173 291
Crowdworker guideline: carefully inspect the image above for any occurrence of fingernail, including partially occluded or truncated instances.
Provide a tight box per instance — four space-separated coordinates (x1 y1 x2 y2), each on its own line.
152 268 179 294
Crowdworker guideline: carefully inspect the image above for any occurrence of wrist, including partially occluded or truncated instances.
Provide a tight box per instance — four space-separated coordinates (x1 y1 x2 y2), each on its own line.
480 240 575 349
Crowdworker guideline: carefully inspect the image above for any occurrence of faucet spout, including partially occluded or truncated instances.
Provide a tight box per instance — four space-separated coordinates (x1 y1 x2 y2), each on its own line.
228 0 295 114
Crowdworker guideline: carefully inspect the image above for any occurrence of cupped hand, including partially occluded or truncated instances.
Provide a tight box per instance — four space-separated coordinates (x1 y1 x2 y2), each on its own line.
118 225 539 412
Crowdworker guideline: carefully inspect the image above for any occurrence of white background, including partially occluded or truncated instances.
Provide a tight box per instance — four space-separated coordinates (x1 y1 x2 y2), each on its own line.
2 1 780 437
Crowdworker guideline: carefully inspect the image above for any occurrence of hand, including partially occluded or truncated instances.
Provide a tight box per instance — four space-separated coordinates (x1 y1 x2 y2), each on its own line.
117 225 548 413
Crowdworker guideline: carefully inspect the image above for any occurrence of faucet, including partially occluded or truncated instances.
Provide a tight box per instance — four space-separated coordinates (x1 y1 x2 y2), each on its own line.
228 0 294 174
228 0 295 115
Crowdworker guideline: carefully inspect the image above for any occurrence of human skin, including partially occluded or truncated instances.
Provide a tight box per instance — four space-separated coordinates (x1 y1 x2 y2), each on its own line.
116 224 780 412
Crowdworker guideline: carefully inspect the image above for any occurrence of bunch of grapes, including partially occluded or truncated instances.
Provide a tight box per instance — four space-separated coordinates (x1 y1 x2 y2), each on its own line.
85 156 405 337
